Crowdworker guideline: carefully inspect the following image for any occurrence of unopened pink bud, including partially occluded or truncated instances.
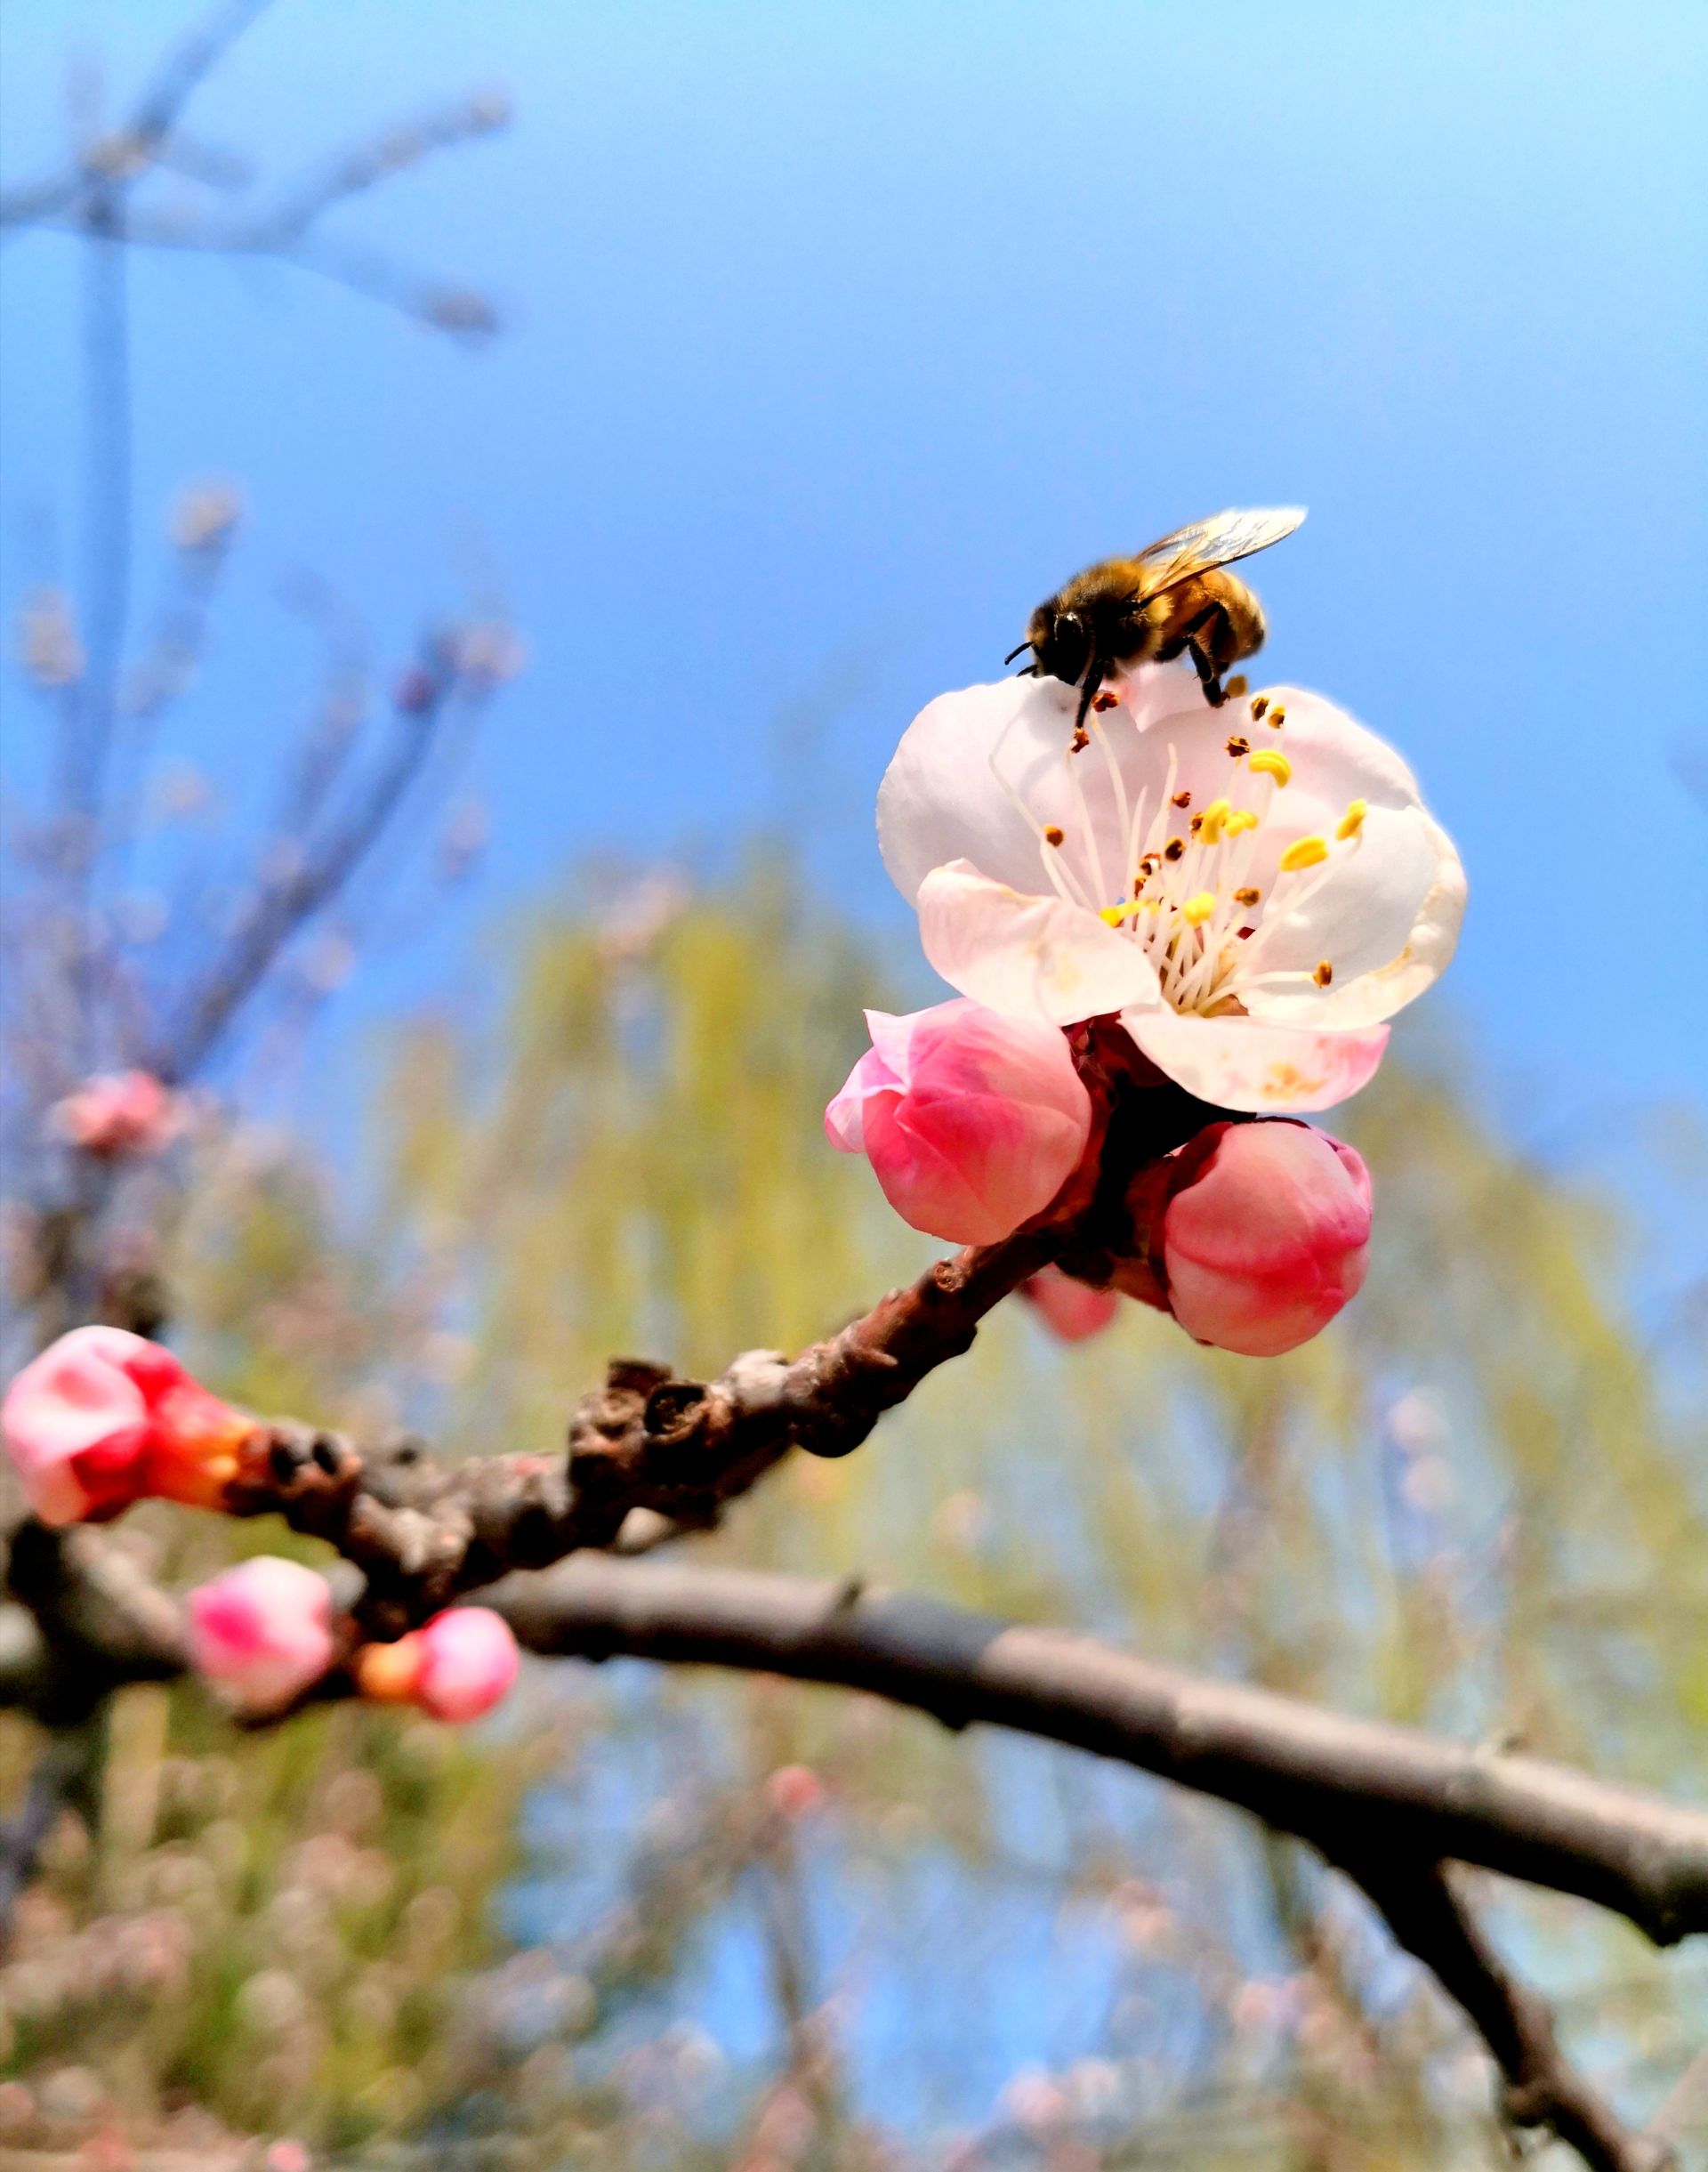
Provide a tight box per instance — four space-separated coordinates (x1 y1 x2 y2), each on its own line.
1 1326 256 1525
185 1556 335 1711
49 1070 181 1159
1157 1120 1372 1357
825 999 1091 1245
1019 1266 1121 1343
356 1608 520 1723
415 1606 519 1722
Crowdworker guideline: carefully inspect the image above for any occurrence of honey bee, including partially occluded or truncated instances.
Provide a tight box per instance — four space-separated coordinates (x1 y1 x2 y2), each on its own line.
1008 507 1307 734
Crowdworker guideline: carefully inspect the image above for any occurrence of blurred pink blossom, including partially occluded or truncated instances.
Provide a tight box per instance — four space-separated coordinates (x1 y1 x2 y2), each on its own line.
1 1326 257 1525
764 1764 826 1818
826 998 1091 1245
354 1606 519 1723
18 585 84 685
185 1556 335 1711
1148 1119 1372 1357
1019 1265 1121 1342
451 621 526 688
168 478 243 552
48 1071 181 1159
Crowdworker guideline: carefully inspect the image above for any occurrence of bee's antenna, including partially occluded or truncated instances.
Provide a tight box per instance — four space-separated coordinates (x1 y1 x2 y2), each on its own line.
1003 642 1034 667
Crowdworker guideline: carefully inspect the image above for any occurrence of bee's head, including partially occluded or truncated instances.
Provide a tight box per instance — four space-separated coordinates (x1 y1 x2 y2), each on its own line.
1027 604 1090 690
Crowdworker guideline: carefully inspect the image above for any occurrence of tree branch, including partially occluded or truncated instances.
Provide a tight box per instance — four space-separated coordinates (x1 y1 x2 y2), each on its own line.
217 1224 1068 1636
214 1046 1224 1627
2 1529 1699 2165
485 1554 1698 2172
4 1522 187 1726
486 1555 1708 1951
1335 1854 1677 2172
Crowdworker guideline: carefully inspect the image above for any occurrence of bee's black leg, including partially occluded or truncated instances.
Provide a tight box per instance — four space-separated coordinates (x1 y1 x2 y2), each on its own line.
1180 602 1233 707
1072 657 1108 739
1187 641 1225 706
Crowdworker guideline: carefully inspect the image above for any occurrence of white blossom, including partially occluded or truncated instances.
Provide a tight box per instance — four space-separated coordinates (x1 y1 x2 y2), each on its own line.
878 666 1464 1112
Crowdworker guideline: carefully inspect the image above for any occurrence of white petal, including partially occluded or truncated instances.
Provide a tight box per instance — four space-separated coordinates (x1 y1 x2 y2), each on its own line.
1249 805 1437 981
1109 662 1220 731
1123 1008 1390 1113
880 678 1079 905
920 861 1162 1026
1358 810 1468 1016
1244 808 1467 1029
879 669 1242 908
1244 683 1427 808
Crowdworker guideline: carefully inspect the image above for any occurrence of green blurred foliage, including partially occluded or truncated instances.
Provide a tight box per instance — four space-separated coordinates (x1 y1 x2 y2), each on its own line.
3 860 1704 2167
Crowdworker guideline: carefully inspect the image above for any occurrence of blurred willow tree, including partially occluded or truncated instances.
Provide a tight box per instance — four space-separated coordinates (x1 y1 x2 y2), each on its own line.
4 861 1703 2168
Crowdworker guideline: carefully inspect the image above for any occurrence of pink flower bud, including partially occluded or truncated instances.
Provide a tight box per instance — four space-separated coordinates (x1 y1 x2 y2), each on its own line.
185 1556 335 1711
354 1607 519 1724
48 1070 181 1159
416 1606 519 1721
1154 1120 1372 1357
1019 1266 1121 1343
1 1326 258 1525
826 1000 1092 1245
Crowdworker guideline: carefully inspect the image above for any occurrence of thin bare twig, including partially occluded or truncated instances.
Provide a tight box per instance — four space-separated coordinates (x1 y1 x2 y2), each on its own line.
123 0 275 157
151 653 463 1080
0 1717 108 1944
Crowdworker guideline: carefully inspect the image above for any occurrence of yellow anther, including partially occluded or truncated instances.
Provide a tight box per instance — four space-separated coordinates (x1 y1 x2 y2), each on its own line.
1336 798 1367 841
1313 959 1333 987
1279 836 1329 873
1266 703 1286 727
1224 809 1259 836
1043 825 1065 847
1248 750 1291 786
1181 892 1217 925
1099 903 1130 926
1196 796 1232 844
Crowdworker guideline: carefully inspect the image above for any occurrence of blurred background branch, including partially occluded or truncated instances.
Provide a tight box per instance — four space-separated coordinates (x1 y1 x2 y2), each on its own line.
0 13 522 2159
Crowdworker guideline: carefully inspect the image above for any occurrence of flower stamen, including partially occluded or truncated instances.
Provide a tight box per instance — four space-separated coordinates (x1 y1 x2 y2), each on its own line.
990 695 1380 1025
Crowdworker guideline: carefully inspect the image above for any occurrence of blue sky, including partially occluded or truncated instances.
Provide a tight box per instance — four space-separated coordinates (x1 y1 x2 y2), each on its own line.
3 0 1705 1144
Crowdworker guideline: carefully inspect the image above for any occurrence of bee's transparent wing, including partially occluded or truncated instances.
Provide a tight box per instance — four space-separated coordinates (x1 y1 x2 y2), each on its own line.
1131 506 1307 601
